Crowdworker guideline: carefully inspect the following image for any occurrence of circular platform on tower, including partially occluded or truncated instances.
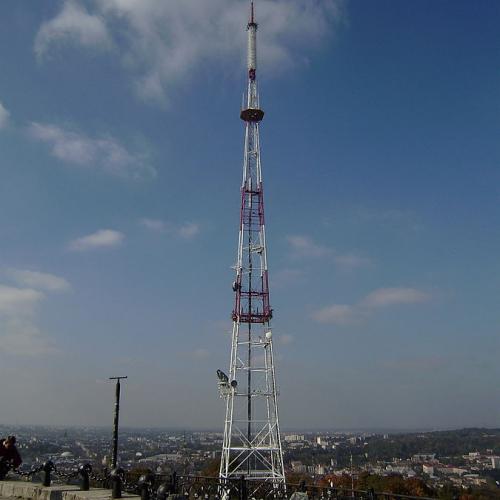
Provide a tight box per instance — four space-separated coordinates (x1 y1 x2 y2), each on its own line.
240 108 264 122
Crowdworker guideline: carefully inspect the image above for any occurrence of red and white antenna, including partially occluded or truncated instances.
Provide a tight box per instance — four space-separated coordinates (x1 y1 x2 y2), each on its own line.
219 0 286 492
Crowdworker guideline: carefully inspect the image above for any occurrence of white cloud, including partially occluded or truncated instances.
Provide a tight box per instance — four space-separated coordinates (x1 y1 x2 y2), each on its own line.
141 218 200 239
35 0 112 60
288 235 331 258
7 269 70 292
312 287 432 325
0 319 57 357
140 218 167 233
361 288 431 308
0 101 10 129
311 304 356 325
69 229 124 251
0 285 43 317
28 122 155 180
178 222 200 239
35 0 344 104
0 284 58 357
287 234 370 270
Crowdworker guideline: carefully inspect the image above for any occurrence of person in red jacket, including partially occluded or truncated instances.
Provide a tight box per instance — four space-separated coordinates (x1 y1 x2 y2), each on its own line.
0 436 22 479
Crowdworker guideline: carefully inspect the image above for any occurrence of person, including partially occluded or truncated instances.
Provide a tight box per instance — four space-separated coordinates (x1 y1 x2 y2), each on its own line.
0 436 22 479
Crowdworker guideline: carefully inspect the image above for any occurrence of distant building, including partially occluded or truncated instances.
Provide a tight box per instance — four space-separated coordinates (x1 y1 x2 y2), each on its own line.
305 464 326 475
422 464 434 476
411 454 436 463
291 461 307 473
437 466 467 476
315 464 326 475
386 465 415 476
463 474 487 487
491 457 500 469
284 434 305 442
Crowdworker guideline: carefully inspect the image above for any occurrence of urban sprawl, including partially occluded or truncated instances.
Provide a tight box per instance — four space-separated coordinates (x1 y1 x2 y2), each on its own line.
4 426 500 497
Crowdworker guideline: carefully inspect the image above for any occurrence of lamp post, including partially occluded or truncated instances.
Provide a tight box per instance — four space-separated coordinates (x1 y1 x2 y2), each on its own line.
109 376 127 469
350 452 354 498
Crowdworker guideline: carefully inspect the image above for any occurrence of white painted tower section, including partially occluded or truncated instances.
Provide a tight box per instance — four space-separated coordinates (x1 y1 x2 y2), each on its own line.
247 23 257 72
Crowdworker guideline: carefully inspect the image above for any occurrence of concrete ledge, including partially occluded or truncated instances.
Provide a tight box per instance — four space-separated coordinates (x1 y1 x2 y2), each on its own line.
63 491 138 500
0 482 79 500
0 482 138 500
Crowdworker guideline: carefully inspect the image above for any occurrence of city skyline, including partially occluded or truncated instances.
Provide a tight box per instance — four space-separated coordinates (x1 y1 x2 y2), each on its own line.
0 0 498 430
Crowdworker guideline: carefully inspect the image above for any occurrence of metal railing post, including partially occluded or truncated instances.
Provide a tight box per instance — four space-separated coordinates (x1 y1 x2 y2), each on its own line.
299 480 307 493
42 461 54 487
157 482 169 500
110 467 123 499
240 475 247 500
79 464 92 491
138 474 154 500
171 471 178 494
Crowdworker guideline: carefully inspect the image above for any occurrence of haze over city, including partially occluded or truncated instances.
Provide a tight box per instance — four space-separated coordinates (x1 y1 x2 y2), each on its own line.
0 0 498 432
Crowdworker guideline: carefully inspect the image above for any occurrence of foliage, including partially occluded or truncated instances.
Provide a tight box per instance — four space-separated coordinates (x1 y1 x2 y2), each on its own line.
200 458 220 477
365 429 500 461
319 472 434 497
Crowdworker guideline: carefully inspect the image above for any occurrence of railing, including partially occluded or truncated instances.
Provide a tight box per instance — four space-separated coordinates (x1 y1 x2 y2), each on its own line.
0 459 93 489
0 462 437 500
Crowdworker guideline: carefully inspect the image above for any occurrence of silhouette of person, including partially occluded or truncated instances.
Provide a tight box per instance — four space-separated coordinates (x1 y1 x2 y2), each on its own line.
0 436 22 479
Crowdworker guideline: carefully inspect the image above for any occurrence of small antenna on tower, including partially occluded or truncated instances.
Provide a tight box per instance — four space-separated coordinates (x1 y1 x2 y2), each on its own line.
248 1 257 27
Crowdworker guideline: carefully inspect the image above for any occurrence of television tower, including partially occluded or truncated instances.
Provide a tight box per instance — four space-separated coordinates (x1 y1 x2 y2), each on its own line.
218 1 286 490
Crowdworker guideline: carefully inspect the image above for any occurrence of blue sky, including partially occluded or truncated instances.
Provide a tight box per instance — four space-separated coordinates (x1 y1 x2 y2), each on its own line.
0 0 499 430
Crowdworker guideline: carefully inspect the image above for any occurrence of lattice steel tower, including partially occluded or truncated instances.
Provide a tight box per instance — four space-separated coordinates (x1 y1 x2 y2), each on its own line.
218 2 285 489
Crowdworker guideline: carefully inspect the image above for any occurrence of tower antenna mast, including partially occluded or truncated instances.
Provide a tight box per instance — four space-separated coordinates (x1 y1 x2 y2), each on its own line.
218 1 286 493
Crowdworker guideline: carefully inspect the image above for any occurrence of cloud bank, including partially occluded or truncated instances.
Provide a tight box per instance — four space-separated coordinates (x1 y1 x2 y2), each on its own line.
35 0 112 60
28 122 155 180
35 0 344 104
0 270 71 356
140 218 200 239
312 287 432 325
0 100 10 129
69 229 124 251
287 234 370 271
7 269 71 292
